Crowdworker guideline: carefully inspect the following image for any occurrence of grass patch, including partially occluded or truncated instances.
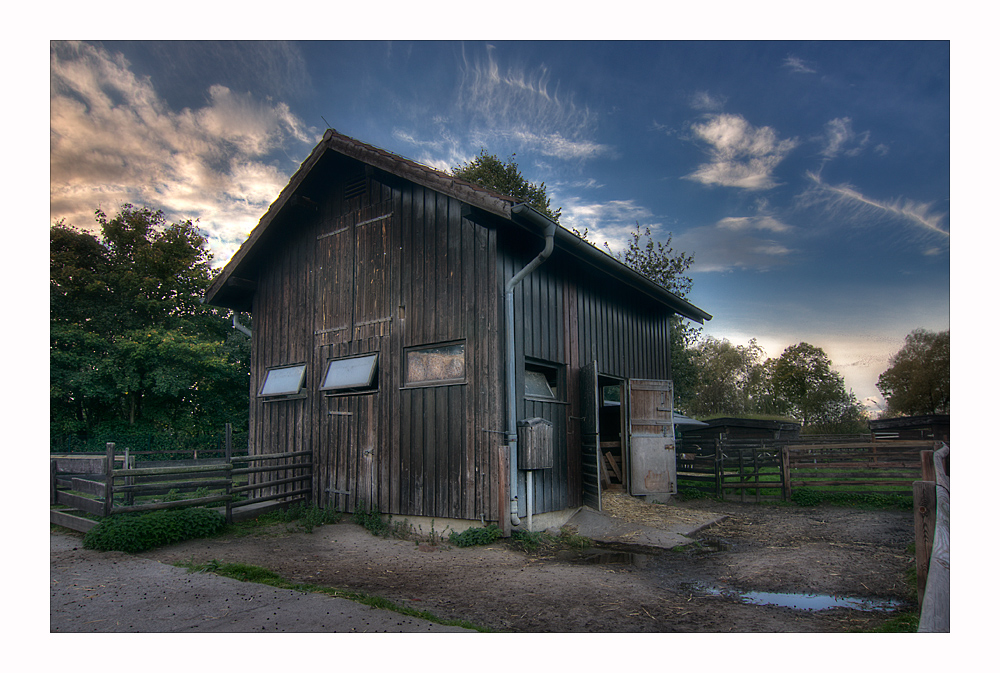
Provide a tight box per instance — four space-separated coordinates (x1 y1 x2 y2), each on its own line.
184 560 490 632
858 610 920 632
790 488 912 510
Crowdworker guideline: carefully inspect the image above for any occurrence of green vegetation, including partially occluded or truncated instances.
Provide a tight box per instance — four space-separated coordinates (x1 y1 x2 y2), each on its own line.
449 524 502 547
877 328 949 416
862 611 919 633
351 506 393 537
184 560 490 632
83 507 226 553
790 488 912 510
50 204 250 442
451 149 561 222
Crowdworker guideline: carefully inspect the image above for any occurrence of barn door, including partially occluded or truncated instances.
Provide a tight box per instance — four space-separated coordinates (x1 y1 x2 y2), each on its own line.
580 361 602 510
626 379 677 496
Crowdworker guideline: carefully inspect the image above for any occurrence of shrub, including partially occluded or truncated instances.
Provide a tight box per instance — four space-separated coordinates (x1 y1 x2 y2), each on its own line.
449 524 502 547
510 528 543 551
352 506 391 536
84 507 226 553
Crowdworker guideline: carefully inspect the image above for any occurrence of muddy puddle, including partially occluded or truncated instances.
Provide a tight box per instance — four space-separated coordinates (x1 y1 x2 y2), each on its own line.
693 585 903 612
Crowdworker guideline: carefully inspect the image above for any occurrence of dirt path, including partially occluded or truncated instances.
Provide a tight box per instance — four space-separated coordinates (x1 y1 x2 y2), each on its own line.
138 498 916 632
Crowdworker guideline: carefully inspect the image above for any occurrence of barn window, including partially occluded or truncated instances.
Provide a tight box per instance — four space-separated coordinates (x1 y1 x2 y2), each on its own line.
259 364 306 397
405 342 465 386
321 353 379 393
525 361 560 400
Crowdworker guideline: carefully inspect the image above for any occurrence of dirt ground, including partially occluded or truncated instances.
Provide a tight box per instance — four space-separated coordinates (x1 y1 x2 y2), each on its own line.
139 497 916 633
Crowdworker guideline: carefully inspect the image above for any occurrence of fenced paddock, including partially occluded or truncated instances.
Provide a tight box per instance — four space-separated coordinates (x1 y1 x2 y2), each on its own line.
51 430 312 533
677 436 936 503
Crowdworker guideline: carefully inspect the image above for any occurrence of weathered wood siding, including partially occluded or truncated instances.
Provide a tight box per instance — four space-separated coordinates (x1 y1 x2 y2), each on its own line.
249 158 502 521
500 231 673 517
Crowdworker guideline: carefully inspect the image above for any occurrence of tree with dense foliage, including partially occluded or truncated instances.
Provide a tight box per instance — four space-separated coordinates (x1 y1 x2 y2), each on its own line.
685 337 770 417
452 149 561 222
770 342 867 432
50 205 250 439
877 329 949 417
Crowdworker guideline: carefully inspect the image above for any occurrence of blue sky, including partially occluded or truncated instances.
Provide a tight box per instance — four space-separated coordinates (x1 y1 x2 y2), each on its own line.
49 39 951 415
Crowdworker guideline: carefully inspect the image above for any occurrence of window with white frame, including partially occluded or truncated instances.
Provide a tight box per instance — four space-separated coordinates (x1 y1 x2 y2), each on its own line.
259 364 306 397
320 353 379 393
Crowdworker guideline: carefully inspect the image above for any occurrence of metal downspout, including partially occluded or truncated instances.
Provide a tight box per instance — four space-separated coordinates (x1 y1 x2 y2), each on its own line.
506 204 557 527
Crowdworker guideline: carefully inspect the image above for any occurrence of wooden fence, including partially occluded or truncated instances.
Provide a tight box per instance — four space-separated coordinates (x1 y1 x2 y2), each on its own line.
677 436 936 502
915 443 949 632
51 431 312 533
782 440 934 499
677 439 784 502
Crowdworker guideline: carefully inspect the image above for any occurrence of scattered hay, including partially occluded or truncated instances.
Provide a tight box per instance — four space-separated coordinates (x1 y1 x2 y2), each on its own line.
600 492 718 530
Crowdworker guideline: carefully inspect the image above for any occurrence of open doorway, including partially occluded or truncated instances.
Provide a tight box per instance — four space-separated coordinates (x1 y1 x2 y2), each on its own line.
597 375 627 491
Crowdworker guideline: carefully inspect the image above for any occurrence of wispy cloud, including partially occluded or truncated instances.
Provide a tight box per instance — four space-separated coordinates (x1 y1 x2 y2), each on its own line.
783 55 817 74
801 171 949 241
690 91 726 111
453 44 612 162
685 113 798 190
677 214 796 272
50 41 317 266
559 198 657 253
819 117 870 159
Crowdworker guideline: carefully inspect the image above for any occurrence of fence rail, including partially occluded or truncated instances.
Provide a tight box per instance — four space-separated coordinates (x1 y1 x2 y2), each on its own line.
677 437 935 502
50 426 311 533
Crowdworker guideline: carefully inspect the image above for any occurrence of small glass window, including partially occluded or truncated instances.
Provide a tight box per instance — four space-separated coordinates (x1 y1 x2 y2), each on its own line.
259 364 306 397
405 342 465 385
525 362 560 400
525 369 555 398
321 353 378 392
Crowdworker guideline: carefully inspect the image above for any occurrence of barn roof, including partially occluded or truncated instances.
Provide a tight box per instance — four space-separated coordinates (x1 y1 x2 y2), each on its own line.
205 128 712 323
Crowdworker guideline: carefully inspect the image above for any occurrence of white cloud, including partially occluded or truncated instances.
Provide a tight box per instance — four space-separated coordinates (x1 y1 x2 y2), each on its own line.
559 198 657 253
677 214 796 273
50 41 318 267
801 171 949 240
783 55 817 74
685 113 798 190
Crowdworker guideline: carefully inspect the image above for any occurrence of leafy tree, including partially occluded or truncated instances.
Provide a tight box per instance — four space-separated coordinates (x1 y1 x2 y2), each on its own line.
685 337 770 417
50 205 250 439
607 223 694 299
770 342 866 432
877 329 949 416
452 149 561 222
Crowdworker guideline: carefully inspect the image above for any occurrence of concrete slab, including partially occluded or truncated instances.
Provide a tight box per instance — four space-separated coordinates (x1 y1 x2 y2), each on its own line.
50 532 472 633
567 506 725 550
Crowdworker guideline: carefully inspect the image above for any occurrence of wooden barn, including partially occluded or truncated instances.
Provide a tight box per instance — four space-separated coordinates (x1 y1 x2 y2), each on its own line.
204 129 712 534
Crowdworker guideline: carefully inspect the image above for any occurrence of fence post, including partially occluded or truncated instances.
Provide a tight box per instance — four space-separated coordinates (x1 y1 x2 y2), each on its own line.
51 459 57 505
913 479 936 608
104 442 115 517
781 446 791 501
225 423 233 524
714 438 723 499
920 450 935 482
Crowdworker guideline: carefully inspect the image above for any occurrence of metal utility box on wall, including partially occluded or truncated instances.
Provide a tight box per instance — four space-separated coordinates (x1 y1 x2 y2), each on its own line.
518 417 554 470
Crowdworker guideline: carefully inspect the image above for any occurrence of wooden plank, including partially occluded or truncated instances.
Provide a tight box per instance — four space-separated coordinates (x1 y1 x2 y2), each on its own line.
56 491 104 517
51 509 98 533
71 477 107 498
604 452 623 482
112 494 231 514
